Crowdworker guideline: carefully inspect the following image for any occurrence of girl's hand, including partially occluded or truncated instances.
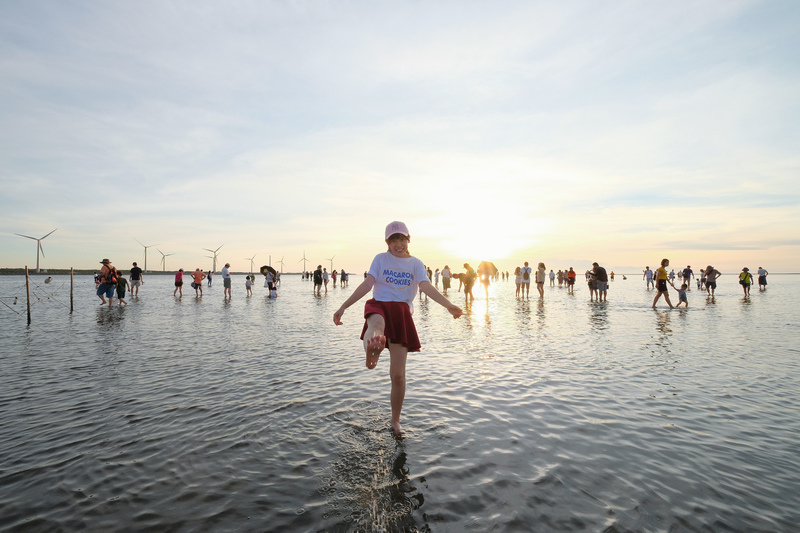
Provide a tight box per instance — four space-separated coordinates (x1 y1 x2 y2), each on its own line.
333 308 345 325
448 305 463 319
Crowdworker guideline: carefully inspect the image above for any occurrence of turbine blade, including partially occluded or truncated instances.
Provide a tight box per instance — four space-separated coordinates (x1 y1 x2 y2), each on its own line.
41 228 57 239
15 233 37 240
39 241 45 258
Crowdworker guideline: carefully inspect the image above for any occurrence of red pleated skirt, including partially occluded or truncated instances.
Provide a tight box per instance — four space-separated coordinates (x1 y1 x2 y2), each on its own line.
361 299 421 352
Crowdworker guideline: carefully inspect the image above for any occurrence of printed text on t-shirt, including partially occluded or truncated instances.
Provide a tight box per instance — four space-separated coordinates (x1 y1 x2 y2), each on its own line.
382 268 413 288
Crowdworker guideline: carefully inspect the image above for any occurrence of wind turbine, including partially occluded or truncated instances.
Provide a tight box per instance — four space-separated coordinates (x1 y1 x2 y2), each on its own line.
326 255 336 272
244 253 257 276
277 256 286 273
15 228 57 273
203 245 223 272
298 251 309 274
157 249 175 272
135 239 157 272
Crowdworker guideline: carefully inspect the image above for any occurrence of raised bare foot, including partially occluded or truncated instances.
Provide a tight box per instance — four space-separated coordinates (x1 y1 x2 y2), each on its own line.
365 335 385 369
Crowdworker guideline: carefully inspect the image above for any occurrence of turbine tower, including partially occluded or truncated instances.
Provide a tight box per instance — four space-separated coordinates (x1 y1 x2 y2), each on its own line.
244 253 257 276
203 245 224 272
298 251 309 274
157 249 175 272
15 228 57 273
135 239 158 272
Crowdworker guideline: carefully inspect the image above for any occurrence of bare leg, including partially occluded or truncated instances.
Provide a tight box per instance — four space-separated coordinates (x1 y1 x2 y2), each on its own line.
362 314 386 369
388 342 408 436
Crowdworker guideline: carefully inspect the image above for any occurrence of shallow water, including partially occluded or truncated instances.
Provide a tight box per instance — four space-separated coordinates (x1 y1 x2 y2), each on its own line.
1 273 799 532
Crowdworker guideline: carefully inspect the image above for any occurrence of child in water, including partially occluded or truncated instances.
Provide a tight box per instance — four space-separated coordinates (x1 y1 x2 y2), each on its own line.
668 280 689 308
333 221 463 436
245 275 253 297
116 270 128 306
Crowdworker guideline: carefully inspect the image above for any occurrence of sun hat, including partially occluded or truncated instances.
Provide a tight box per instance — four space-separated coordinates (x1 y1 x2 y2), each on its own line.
385 221 409 240
100 259 111 264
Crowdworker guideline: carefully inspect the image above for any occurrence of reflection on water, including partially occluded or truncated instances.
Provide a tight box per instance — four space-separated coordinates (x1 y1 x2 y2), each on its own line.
2 274 800 531
588 301 608 332
319 407 428 531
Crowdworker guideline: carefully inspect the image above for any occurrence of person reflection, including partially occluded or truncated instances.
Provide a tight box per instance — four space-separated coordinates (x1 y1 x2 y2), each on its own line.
385 446 427 530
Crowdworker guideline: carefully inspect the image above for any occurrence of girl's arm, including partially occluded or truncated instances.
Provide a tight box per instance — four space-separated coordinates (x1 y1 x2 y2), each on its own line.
333 275 376 324
419 280 462 318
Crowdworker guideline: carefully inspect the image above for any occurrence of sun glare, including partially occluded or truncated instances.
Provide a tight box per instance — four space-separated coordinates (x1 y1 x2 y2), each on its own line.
440 232 520 261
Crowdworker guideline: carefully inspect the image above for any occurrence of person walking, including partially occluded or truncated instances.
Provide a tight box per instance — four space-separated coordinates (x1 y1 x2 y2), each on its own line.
739 267 753 296
129 262 143 296
652 258 674 309
313 265 323 295
567 267 576 294
520 262 532 297
190 268 206 296
96 259 117 307
592 262 608 302
535 263 546 298
463 263 476 301
705 265 721 296
441 265 451 295
222 263 232 299
174 268 184 297
116 270 129 306
682 265 694 289
757 266 768 290
643 266 654 289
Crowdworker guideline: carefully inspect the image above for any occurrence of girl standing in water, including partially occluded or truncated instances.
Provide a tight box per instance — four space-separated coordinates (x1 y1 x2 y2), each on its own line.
333 221 462 436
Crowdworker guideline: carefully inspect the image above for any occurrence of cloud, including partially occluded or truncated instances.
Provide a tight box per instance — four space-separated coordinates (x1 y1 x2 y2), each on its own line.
1 0 799 272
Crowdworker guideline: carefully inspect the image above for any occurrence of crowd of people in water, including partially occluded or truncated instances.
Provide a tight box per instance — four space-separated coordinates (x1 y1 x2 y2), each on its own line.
86 219 771 438
91 257 769 310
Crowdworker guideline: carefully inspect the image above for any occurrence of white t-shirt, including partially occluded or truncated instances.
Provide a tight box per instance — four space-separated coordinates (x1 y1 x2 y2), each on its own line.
222 267 230 279
441 268 451 279
368 252 429 312
536 268 546 283
521 266 532 283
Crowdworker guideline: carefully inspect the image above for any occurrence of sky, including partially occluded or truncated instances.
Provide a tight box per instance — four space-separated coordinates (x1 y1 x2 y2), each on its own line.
2 0 799 275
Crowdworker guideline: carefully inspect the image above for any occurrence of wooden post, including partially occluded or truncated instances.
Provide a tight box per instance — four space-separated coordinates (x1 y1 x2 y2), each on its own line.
25 266 31 325
70 267 74 313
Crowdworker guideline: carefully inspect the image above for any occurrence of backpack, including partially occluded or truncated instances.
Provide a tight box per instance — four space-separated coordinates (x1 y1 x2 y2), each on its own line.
523 268 529 281
314 270 323 284
106 266 117 284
